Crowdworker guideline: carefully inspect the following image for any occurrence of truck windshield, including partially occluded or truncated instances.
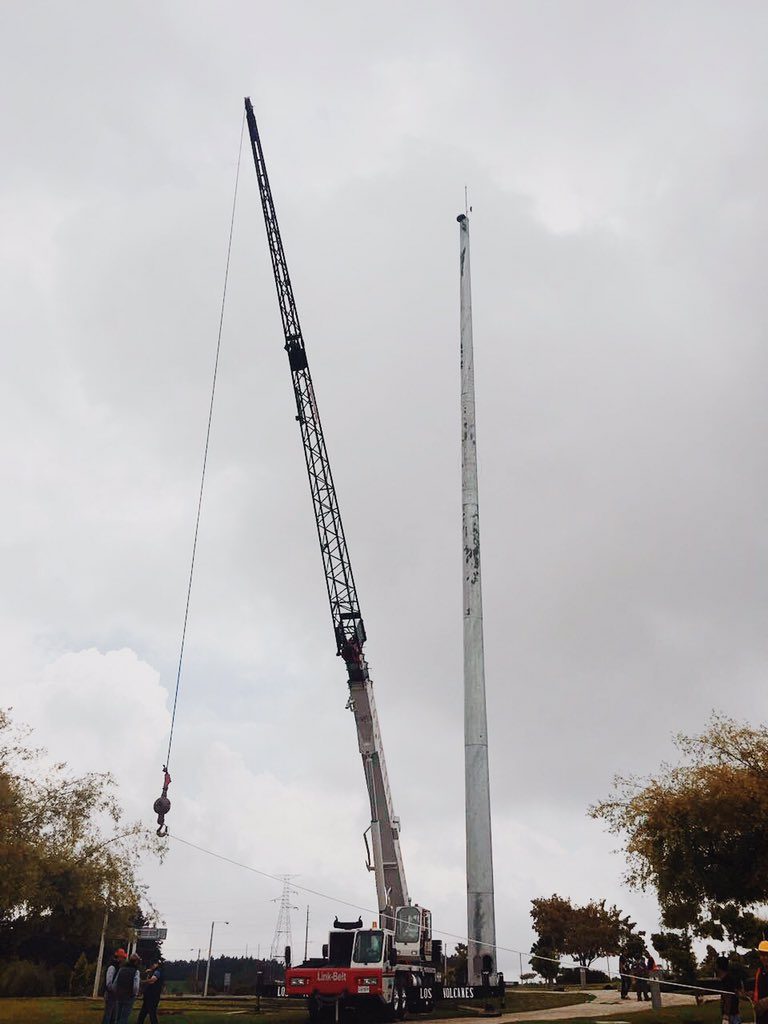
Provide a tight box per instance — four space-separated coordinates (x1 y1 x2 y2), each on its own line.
395 907 421 944
353 930 384 964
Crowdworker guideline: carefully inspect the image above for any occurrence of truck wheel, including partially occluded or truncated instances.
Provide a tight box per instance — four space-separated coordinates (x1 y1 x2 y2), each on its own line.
393 980 407 1021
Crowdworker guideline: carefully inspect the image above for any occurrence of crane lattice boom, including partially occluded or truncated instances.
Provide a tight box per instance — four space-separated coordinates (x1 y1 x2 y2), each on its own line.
244 99 362 657
244 97 407 913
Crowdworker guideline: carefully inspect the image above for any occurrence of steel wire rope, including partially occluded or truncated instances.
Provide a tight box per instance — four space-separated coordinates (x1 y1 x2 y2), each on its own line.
162 830 747 1005
164 110 246 774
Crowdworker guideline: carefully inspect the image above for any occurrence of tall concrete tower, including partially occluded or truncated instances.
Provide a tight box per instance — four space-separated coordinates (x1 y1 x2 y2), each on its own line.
457 212 497 986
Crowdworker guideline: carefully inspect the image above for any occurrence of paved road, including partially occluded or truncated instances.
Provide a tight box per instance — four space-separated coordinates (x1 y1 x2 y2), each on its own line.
449 988 700 1024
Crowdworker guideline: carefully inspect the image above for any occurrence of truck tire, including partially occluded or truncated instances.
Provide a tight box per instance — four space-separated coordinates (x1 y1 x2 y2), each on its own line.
393 979 407 1021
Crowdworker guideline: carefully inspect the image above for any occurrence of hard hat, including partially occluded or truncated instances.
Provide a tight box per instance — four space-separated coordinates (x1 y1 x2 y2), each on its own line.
114 948 128 959
757 941 768 954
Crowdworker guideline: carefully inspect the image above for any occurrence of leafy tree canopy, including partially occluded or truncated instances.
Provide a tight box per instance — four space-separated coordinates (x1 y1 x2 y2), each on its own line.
446 943 468 985
591 714 768 933
0 708 158 967
529 938 559 981
530 894 637 967
650 930 697 984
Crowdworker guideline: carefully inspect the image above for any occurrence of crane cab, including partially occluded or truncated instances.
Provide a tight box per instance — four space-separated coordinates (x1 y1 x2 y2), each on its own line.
350 929 386 969
393 905 431 961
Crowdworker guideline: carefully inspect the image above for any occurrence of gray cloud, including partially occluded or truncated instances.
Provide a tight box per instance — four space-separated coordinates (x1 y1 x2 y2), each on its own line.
2 0 768 974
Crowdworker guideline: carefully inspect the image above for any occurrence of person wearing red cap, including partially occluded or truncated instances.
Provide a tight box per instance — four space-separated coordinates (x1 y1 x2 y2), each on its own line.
102 948 127 1024
114 953 142 1024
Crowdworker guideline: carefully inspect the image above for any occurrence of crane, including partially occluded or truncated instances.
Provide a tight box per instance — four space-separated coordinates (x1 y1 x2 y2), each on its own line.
244 97 407 916
244 97 441 1020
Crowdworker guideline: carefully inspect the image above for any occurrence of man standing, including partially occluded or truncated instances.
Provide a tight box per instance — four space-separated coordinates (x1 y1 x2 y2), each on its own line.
137 958 166 1024
618 952 631 1000
634 955 650 1002
114 953 142 1024
102 949 127 1024
753 941 768 1024
716 955 744 1024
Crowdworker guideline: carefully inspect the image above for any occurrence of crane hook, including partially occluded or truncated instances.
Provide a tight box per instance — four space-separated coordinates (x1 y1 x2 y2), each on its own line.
153 765 171 837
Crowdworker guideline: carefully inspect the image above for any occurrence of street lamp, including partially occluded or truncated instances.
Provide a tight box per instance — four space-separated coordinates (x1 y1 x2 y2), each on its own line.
203 921 230 997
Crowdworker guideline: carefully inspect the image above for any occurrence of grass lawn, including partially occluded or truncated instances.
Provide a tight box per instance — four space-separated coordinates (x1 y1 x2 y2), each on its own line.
514 999 724 1024
0 991 595 1024
417 991 594 1019
0 996 270 1024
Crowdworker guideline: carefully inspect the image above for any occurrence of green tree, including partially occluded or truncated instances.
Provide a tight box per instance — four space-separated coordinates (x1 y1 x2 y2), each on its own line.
591 714 768 934
530 894 636 967
446 943 468 985
699 945 719 978
0 708 159 967
529 939 559 983
651 931 697 984
697 903 768 952
621 929 648 962
69 952 93 995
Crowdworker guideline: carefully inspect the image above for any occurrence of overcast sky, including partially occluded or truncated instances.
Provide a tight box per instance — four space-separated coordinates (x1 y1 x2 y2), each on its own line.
2 0 768 973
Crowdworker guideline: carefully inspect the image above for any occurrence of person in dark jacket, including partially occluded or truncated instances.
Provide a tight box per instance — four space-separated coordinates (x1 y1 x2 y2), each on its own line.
634 955 650 1001
618 952 631 999
137 959 165 1024
717 955 744 1024
102 949 127 1024
114 953 141 1024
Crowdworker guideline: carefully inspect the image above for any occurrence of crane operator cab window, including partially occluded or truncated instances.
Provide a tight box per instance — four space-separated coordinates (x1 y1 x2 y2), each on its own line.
353 930 384 965
395 907 421 945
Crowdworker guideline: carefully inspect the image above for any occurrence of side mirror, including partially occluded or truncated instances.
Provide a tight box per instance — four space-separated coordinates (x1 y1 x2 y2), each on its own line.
285 945 291 969
390 947 398 965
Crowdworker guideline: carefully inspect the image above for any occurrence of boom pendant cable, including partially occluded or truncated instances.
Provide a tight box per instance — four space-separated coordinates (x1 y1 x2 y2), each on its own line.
154 110 246 837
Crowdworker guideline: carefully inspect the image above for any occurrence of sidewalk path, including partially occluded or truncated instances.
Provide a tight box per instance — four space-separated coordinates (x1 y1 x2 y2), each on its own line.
448 988 698 1024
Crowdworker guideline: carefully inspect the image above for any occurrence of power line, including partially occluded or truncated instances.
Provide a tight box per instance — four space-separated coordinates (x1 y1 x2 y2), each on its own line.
163 830 740 999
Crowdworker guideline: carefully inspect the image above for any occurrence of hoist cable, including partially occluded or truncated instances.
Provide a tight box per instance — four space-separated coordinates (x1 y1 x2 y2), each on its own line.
164 110 246 773
163 830 744 1003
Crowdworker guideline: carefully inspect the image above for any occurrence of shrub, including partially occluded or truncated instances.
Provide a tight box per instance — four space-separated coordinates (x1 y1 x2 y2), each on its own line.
69 952 94 995
557 967 608 984
52 963 71 996
0 960 55 997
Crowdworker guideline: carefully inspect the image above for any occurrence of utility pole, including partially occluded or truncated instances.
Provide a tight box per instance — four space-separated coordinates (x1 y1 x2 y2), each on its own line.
304 906 310 962
457 210 497 986
92 907 109 999
204 921 229 997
